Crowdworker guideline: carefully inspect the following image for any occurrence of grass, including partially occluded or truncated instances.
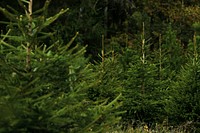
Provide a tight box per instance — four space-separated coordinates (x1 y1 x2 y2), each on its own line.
107 121 195 133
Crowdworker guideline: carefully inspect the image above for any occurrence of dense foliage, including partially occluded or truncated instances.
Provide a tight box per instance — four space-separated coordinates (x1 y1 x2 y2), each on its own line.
1 0 200 132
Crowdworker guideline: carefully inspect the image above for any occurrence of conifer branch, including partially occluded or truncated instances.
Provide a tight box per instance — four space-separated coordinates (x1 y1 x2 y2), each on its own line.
40 8 69 30
0 7 17 21
33 0 51 15
0 29 16 49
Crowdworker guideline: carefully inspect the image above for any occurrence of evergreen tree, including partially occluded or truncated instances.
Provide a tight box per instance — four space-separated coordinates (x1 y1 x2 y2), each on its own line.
120 48 167 126
0 0 122 132
162 24 185 73
167 28 200 132
118 24 168 127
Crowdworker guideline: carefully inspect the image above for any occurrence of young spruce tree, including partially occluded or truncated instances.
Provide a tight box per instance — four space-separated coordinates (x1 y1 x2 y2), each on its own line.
167 25 200 132
0 0 122 132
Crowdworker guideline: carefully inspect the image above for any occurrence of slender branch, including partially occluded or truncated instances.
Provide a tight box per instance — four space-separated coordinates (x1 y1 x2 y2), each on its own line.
142 22 145 64
193 32 197 61
28 0 33 16
26 0 33 71
159 34 162 80
101 34 105 68
141 22 145 94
